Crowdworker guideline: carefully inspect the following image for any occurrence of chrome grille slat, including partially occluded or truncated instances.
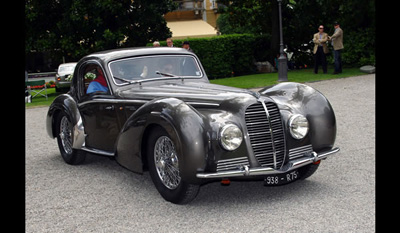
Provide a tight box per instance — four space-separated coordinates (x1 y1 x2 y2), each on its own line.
245 101 286 169
289 144 313 160
216 157 249 172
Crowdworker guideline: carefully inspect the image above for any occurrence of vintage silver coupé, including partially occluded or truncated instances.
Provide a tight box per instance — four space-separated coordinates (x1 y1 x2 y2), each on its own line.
46 47 340 204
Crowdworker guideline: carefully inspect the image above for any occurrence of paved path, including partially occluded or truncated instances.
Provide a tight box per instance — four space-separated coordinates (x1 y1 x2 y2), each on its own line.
26 74 375 232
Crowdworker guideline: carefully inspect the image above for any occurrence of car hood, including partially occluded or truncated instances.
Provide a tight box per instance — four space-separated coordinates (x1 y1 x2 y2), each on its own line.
115 81 261 105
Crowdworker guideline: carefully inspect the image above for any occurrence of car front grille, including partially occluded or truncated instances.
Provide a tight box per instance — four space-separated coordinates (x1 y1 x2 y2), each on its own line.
245 101 285 169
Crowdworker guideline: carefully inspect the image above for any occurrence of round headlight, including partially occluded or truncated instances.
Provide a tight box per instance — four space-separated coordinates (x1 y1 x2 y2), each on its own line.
219 124 243 151
288 114 309 139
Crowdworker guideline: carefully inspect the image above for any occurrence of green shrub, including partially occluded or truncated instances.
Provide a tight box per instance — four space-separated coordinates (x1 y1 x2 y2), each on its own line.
148 34 271 79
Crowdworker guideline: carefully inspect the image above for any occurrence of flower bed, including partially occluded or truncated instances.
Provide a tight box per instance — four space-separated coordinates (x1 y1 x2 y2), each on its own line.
30 84 55 89
28 80 56 89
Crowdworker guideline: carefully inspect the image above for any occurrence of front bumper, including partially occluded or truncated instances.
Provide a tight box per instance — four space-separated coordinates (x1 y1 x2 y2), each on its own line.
196 147 340 179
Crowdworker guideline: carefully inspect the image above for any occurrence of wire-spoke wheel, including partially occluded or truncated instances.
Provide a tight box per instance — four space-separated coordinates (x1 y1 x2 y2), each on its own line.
56 112 85 165
59 115 73 155
154 136 181 190
147 126 200 204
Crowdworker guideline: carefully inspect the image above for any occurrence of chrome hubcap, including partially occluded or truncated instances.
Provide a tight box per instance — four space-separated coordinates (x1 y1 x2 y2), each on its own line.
154 136 181 190
59 116 73 155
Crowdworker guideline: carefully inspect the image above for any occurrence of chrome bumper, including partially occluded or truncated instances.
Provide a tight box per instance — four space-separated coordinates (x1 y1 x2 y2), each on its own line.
196 147 340 179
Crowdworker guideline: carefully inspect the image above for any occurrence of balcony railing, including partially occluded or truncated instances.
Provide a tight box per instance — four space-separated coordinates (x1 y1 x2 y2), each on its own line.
173 0 204 12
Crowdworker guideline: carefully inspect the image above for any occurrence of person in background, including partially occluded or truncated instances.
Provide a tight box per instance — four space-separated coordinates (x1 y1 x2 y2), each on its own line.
274 53 279 71
153 41 160 47
166 38 174 47
328 22 344 74
86 66 109 94
312 25 329 74
182 41 194 53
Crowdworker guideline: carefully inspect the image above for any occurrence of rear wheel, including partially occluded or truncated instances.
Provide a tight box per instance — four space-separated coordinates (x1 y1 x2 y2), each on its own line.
56 112 86 165
147 126 199 204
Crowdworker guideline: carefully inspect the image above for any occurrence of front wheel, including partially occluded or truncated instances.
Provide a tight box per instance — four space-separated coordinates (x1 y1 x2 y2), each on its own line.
147 126 199 204
56 112 86 165
298 162 320 180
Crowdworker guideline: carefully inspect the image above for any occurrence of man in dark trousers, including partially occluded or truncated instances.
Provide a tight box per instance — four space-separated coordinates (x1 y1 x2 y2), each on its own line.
328 22 344 74
313 25 329 74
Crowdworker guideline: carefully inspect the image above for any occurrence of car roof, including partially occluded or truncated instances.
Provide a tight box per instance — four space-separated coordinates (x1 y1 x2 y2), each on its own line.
84 47 195 63
58 62 77 67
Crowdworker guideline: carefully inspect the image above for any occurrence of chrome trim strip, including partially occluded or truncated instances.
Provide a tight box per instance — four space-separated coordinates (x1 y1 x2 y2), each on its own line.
77 98 219 108
260 101 277 169
78 99 148 107
81 147 115 157
196 147 340 179
187 102 220 107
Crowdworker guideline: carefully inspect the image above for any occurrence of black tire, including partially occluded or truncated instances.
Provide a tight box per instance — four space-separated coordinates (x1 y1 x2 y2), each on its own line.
55 112 86 165
298 162 320 180
147 126 199 204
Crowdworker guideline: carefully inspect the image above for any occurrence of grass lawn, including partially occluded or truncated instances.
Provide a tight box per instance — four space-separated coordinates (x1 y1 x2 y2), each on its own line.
210 66 368 89
25 88 61 108
25 66 368 108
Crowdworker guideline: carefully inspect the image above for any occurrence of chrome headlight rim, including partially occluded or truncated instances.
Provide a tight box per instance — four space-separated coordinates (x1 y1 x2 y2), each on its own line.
288 114 309 139
219 123 243 151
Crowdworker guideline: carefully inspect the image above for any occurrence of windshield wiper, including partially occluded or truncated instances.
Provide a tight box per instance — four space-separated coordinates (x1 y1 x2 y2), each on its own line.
114 72 186 86
155 71 185 83
113 76 143 85
155 71 177 77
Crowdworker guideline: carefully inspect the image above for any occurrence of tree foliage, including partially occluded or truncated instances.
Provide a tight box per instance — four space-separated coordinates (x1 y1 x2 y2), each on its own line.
25 0 176 60
217 0 375 66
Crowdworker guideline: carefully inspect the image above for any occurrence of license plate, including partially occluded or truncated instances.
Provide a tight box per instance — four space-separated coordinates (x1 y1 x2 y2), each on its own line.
264 170 299 186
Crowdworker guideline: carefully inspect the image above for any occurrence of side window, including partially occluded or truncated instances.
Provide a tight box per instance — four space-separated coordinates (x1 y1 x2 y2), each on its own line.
78 63 110 97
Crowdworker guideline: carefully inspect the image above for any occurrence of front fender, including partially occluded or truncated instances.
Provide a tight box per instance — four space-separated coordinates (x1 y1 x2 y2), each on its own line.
46 94 85 149
260 82 337 152
115 98 208 184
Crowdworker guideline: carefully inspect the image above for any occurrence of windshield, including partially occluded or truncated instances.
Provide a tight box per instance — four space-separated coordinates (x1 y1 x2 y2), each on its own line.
58 64 76 73
109 55 202 85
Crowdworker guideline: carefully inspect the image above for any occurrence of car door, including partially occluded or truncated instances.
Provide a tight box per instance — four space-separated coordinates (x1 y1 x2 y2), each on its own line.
78 94 123 152
76 61 123 153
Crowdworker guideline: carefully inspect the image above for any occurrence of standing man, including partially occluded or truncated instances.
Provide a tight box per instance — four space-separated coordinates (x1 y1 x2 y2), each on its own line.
166 38 174 47
328 22 344 74
313 25 329 74
182 41 194 53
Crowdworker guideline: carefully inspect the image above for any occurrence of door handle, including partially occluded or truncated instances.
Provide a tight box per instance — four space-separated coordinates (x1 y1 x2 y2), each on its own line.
105 105 114 110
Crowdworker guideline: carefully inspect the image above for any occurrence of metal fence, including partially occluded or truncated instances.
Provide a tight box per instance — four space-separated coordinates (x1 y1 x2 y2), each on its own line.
27 72 57 83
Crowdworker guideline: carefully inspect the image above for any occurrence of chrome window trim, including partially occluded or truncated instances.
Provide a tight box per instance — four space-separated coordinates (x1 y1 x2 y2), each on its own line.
78 60 114 96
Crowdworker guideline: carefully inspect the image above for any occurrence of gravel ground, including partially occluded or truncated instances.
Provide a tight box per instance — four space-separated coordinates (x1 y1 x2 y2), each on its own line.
26 74 375 232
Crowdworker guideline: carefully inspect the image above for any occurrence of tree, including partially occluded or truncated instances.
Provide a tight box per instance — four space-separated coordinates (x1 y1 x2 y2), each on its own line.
25 0 176 61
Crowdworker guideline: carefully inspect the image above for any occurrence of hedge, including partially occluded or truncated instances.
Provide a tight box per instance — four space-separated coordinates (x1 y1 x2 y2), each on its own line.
147 31 375 78
148 34 271 79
